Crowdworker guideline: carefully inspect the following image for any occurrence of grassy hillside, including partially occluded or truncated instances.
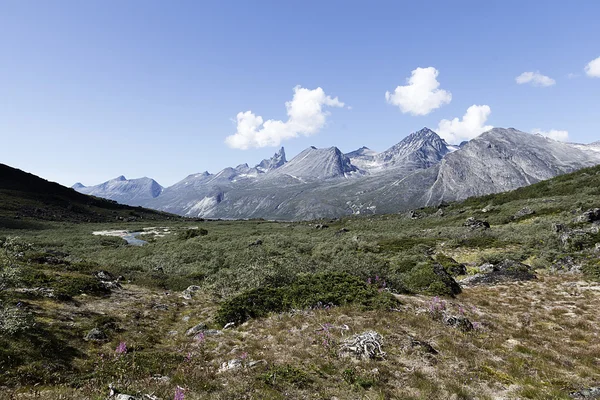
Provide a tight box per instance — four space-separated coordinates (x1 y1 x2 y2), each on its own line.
1 165 600 399
0 163 177 225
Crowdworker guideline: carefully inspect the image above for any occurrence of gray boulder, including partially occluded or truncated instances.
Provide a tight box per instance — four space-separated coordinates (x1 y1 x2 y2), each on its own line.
85 328 108 341
464 217 490 230
181 285 201 300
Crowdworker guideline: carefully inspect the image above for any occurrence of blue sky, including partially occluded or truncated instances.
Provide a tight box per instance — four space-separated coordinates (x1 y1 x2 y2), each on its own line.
0 0 598 187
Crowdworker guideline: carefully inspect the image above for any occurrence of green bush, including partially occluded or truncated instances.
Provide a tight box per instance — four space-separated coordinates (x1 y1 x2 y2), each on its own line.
259 364 311 388
402 262 461 297
53 275 109 300
216 272 398 326
179 228 208 240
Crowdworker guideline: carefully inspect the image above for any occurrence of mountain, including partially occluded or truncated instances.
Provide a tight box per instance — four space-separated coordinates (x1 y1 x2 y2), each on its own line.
76 127 600 220
256 147 287 173
425 128 600 205
74 176 163 206
268 146 361 182
0 164 173 224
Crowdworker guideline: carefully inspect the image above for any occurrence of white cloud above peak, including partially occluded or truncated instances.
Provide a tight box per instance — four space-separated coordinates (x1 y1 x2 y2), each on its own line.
225 86 345 150
385 67 452 116
585 56 600 78
515 71 556 87
436 105 493 144
532 128 569 142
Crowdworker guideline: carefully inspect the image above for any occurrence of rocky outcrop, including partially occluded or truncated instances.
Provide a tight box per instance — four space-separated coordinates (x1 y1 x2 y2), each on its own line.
460 260 536 286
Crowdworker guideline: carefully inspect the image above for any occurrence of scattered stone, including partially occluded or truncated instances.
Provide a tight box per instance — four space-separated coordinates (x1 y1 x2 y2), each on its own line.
550 256 582 274
95 270 114 281
15 287 55 298
406 210 421 219
478 263 495 273
186 322 208 336
152 303 169 311
151 374 170 383
315 224 329 229
116 395 139 400
204 329 223 336
217 358 264 373
552 223 566 233
181 285 201 300
513 207 535 220
443 315 474 332
335 228 349 236
85 328 108 341
464 217 490 230
408 336 438 355
435 208 444 217
339 331 385 360
575 208 600 223
570 387 600 399
248 239 263 247
461 260 536 286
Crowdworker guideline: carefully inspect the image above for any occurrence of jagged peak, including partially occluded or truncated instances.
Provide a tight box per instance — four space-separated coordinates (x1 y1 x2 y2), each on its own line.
72 182 85 189
111 175 127 182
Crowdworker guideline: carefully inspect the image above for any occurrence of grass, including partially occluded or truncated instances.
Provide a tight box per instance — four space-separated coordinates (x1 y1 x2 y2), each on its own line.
2 165 600 398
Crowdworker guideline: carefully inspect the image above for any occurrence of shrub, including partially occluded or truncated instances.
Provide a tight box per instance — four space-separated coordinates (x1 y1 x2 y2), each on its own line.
179 229 208 240
0 305 34 335
259 364 311 388
402 262 461 297
53 275 109 300
216 272 398 326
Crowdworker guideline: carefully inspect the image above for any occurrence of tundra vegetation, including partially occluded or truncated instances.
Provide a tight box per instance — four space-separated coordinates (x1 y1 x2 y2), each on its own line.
1 165 600 399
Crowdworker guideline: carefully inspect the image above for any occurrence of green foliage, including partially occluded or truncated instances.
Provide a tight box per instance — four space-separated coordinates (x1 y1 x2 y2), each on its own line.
259 364 311 388
216 272 398 326
402 262 461 297
342 367 376 389
179 228 208 240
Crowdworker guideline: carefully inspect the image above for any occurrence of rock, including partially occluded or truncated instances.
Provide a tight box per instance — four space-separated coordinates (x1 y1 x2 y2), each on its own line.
186 322 208 336
152 303 169 311
335 228 349 236
478 263 496 273
432 263 462 296
116 395 139 400
570 387 600 399
513 207 535 219
16 287 55 298
95 270 114 281
435 208 444 217
575 208 600 223
443 315 474 332
460 260 536 286
223 322 235 329
408 336 438 355
315 224 329 229
550 256 582 274
552 223 566 233
406 210 421 219
181 285 201 300
218 358 242 372
464 217 490 230
85 328 108 341
248 239 263 247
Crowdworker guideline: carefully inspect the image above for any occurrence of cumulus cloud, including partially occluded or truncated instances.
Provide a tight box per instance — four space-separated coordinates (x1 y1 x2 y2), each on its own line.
515 71 556 87
532 128 569 142
585 56 600 78
385 67 452 116
225 86 345 149
436 105 493 144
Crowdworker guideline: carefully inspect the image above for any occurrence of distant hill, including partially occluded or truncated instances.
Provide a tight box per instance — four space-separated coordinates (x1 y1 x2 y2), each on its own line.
0 163 177 226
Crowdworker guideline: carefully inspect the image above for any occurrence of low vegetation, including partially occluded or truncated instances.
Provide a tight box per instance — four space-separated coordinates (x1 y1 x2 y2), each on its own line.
1 165 600 398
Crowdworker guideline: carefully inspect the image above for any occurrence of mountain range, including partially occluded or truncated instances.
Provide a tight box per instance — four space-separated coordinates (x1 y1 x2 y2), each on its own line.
73 128 600 220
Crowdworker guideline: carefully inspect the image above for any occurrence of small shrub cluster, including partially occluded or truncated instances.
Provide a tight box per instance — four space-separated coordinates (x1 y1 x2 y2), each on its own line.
179 228 208 240
216 272 398 326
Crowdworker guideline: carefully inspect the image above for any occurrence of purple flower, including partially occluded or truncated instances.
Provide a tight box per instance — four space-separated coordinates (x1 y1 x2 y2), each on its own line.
115 341 127 355
174 386 185 400
240 351 248 360
194 332 205 344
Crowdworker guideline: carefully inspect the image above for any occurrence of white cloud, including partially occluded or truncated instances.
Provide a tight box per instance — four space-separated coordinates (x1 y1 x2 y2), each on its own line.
585 56 600 78
437 105 493 144
225 86 345 149
385 67 452 116
532 128 569 142
515 71 556 87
